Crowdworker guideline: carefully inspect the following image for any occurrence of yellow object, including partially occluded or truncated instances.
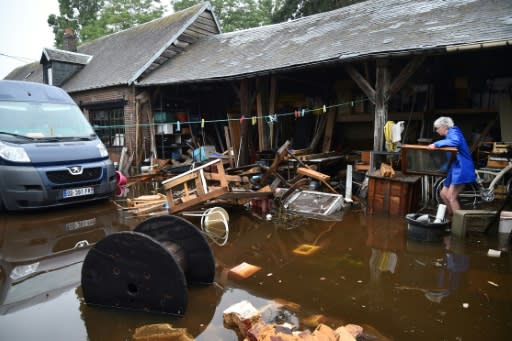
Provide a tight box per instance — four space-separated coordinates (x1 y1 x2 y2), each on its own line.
293 244 321 255
384 120 396 151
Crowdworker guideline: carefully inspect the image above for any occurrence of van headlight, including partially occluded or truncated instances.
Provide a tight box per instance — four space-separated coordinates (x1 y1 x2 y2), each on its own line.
96 142 109 158
0 141 31 162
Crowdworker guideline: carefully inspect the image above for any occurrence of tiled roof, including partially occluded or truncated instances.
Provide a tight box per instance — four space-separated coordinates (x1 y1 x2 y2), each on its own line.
139 0 512 85
60 2 218 92
41 48 92 64
3 62 43 83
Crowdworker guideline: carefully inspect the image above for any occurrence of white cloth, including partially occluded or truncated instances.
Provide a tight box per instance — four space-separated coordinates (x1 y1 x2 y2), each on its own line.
392 121 405 143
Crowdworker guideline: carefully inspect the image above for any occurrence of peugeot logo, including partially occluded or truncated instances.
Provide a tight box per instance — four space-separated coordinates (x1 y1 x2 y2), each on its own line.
68 166 83 175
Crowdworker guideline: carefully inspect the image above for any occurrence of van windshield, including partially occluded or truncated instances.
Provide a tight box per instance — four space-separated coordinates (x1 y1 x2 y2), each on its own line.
0 101 95 139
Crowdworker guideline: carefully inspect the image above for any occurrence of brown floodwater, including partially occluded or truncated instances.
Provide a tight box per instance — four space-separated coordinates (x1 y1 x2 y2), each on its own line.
0 192 511 341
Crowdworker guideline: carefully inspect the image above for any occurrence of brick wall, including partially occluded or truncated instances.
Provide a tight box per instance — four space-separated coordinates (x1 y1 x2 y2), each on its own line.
70 86 136 158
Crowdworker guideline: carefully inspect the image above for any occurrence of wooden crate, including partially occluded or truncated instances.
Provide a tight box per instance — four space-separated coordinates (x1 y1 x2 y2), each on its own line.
367 172 421 216
486 157 508 169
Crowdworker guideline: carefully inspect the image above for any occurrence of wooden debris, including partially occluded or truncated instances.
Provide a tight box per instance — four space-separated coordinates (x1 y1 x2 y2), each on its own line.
114 193 167 216
223 300 262 339
379 162 395 177
229 262 262 279
162 158 229 213
132 323 193 341
296 167 338 194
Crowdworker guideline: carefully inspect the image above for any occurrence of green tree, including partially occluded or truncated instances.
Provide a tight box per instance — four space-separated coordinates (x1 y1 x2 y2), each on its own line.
48 0 166 48
272 0 365 22
171 0 362 32
172 0 284 32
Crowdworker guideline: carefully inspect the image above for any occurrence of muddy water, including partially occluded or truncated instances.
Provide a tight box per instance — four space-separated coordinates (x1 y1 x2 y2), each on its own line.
0 199 511 341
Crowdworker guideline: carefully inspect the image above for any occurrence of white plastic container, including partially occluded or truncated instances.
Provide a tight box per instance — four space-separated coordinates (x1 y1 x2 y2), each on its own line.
499 211 512 234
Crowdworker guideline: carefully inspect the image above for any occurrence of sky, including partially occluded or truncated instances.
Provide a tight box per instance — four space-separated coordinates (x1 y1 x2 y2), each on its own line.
0 0 59 79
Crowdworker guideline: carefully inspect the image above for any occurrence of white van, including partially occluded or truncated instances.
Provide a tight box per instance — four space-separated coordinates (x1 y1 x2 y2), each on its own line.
0 80 116 211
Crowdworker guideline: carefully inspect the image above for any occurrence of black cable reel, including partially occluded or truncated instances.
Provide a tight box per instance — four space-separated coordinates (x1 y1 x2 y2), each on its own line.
81 215 215 317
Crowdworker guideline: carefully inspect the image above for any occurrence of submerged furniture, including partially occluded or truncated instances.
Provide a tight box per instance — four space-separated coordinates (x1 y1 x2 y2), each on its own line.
400 144 457 176
367 171 421 216
400 144 458 206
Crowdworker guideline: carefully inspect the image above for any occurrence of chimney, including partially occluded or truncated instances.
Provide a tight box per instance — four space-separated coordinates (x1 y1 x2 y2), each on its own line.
63 28 77 52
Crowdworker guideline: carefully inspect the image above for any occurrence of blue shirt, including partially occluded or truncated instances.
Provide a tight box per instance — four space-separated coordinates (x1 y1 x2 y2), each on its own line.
433 126 476 185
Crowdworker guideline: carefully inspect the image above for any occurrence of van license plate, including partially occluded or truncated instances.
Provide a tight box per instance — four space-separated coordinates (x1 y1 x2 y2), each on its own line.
64 187 94 198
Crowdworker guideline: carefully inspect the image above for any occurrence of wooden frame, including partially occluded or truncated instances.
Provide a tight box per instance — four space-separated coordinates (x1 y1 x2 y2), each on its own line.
400 144 457 176
162 158 229 213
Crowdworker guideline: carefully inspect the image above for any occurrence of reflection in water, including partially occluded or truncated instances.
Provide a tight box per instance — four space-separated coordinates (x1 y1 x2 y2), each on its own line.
1 201 512 340
78 283 222 340
0 201 133 315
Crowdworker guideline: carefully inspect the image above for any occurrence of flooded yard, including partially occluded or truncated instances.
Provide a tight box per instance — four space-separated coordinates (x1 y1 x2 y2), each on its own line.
1 197 512 340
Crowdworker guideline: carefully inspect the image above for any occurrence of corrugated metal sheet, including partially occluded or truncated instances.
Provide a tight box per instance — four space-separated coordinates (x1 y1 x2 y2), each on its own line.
139 0 512 85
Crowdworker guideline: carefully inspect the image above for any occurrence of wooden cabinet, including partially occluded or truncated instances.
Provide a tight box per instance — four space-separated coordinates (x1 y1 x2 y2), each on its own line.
367 172 421 216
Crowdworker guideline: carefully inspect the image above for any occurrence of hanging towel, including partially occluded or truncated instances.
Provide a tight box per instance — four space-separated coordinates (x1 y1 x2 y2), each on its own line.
392 121 405 143
384 121 395 152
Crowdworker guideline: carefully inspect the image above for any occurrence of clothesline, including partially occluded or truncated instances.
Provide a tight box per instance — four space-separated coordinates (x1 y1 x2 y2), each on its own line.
93 97 370 130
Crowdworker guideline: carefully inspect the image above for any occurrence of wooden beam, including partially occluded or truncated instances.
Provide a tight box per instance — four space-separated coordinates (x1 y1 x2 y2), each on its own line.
345 64 376 104
297 167 331 182
387 55 426 99
374 59 391 152
268 76 278 149
238 79 250 166
256 77 269 151
322 108 336 152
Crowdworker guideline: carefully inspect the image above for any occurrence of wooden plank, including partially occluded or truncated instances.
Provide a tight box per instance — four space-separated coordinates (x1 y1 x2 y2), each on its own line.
297 167 331 182
224 126 234 168
322 108 336 152
227 113 241 168
203 172 243 183
261 140 290 185
215 159 228 188
162 171 198 190
162 159 222 185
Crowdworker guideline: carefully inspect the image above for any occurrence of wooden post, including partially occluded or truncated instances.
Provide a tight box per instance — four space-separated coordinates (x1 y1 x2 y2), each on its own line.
345 56 425 152
256 77 269 151
239 79 250 166
268 76 278 150
322 108 336 152
374 59 390 152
